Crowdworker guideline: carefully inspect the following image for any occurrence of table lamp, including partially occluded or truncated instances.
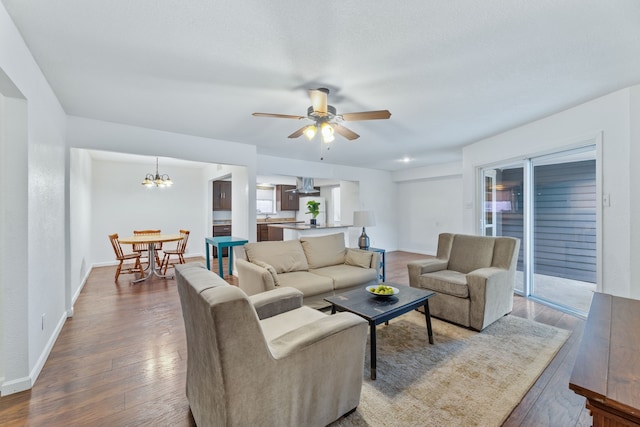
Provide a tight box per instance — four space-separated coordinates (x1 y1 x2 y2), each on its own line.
353 211 375 250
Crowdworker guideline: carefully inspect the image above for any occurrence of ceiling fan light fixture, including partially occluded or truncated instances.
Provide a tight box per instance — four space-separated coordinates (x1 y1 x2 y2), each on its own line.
304 125 317 140
321 122 334 143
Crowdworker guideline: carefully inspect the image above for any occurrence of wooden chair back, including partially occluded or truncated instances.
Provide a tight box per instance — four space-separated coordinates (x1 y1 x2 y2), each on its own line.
177 229 190 253
109 233 125 260
132 229 161 251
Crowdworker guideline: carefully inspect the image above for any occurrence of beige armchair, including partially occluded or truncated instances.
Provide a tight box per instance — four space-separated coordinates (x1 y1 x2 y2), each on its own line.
175 263 368 427
408 233 520 331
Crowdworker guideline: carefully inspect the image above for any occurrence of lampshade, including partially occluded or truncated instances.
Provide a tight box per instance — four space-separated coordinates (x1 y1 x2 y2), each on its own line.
353 211 375 227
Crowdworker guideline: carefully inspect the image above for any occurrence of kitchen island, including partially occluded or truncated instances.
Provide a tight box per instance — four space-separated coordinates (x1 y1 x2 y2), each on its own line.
267 223 353 244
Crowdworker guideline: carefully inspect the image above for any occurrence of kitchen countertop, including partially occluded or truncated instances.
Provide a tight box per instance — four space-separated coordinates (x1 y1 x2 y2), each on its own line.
267 223 352 230
213 219 302 226
257 219 302 224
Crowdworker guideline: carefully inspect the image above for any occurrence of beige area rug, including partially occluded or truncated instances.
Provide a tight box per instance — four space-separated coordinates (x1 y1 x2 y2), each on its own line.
331 311 570 427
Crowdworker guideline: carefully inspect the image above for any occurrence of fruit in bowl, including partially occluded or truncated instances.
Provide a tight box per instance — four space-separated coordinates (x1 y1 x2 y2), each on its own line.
368 285 396 296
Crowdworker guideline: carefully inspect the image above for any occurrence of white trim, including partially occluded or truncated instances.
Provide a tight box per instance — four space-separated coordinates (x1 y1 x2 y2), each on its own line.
0 310 66 396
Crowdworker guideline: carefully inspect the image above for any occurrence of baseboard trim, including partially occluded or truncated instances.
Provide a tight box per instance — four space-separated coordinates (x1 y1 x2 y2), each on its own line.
1 309 66 396
1 375 31 396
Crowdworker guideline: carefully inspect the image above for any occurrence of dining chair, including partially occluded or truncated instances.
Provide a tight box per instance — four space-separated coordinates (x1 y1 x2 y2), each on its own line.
109 233 144 281
133 229 162 268
161 229 190 274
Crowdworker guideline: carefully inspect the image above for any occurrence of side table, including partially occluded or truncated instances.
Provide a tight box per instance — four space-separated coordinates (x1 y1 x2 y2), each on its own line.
205 236 248 278
368 247 386 282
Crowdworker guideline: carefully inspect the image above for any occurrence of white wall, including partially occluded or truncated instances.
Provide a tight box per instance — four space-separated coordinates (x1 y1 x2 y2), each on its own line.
90 158 207 264
630 86 640 299
396 176 464 255
69 149 92 305
393 161 464 254
1 2 68 395
462 88 634 298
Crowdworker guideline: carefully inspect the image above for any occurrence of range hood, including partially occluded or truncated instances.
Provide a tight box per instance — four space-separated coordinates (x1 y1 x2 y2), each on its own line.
286 177 320 194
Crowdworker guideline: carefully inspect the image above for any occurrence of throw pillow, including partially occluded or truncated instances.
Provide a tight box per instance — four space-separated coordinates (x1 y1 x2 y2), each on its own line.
252 260 279 286
345 249 373 269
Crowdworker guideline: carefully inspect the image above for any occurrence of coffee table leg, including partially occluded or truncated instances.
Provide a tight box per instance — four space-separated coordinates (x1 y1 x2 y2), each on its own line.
424 301 434 344
370 321 377 380
331 304 336 315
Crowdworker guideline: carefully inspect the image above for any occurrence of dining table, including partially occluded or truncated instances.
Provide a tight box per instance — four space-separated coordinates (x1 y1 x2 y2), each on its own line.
119 233 183 283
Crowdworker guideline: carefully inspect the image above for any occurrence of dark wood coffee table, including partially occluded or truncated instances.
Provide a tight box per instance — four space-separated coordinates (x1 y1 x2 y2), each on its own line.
324 284 435 380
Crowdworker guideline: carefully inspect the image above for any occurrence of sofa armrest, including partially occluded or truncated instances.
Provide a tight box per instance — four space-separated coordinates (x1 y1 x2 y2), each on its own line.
466 267 513 330
249 287 303 320
268 312 368 359
237 258 276 296
407 258 449 287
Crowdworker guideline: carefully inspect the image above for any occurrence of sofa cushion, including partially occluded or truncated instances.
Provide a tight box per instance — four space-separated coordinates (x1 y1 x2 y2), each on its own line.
345 249 373 269
245 240 309 273
418 270 469 298
311 265 378 290
252 260 279 286
276 271 334 297
300 233 346 269
447 234 495 274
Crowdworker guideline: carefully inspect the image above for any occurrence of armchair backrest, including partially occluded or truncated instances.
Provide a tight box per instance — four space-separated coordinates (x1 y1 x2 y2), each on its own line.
438 233 519 274
175 263 270 426
448 234 496 273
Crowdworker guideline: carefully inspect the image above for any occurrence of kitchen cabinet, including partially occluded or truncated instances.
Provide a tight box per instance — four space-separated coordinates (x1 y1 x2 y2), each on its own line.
276 185 299 211
213 181 232 211
212 224 231 257
257 223 284 242
268 226 283 241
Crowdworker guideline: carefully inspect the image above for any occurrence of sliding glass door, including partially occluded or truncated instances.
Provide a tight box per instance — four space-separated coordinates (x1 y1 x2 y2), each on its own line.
481 165 525 293
480 146 597 315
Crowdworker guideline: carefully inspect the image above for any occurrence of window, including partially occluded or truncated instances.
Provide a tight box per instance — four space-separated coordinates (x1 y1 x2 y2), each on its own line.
256 186 276 214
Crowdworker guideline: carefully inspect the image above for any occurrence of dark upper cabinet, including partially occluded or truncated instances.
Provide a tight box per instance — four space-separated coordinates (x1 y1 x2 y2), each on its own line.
276 185 299 210
213 181 232 211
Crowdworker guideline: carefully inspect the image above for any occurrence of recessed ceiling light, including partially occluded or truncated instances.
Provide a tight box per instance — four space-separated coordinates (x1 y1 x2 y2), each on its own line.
399 156 412 163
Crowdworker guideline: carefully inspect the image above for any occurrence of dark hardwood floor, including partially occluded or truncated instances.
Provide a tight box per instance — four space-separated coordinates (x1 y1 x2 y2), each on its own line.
0 252 590 426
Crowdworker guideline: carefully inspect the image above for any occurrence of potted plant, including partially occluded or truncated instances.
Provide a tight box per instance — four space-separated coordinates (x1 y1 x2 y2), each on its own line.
305 200 321 226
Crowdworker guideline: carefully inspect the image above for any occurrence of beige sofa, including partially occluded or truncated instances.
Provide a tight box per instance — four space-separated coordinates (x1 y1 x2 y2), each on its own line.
407 233 520 331
236 233 380 308
175 262 368 427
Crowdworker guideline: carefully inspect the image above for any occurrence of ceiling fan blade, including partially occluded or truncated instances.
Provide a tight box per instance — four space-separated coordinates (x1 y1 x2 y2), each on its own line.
341 110 391 121
309 88 328 115
252 112 306 120
288 126 307 139
332 123 360 140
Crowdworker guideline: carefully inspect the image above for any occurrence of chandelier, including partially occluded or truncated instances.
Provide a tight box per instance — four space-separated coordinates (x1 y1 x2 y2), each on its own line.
141 157 173 188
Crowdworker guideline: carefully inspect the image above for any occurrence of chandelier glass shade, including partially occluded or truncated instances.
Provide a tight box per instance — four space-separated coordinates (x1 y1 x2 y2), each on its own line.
141 157 173 188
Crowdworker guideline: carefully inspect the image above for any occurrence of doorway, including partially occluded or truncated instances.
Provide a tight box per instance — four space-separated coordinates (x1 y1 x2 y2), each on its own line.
480 146 598 315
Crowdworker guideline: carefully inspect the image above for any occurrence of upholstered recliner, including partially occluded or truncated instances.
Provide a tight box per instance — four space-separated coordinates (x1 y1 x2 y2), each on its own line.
408 233 520 331
175 262 368 427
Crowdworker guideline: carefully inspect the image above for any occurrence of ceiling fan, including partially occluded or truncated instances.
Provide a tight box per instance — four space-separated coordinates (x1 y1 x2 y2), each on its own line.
252 88 391 143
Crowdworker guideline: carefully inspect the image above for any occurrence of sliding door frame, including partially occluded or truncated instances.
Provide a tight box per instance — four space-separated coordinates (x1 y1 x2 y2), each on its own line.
475 133 603 312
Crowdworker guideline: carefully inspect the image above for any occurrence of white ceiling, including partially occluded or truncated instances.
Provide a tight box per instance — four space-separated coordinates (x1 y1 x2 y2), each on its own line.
3 0 640 171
